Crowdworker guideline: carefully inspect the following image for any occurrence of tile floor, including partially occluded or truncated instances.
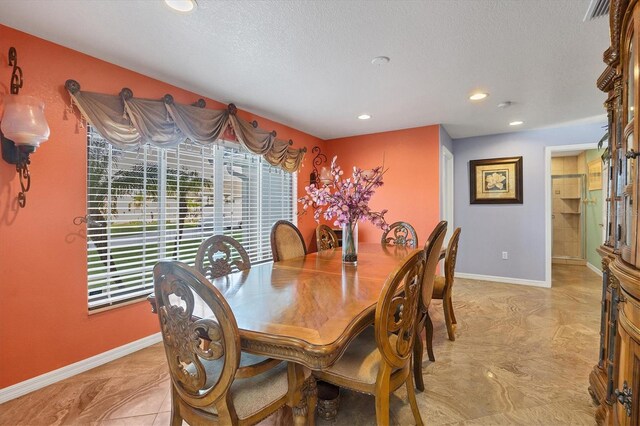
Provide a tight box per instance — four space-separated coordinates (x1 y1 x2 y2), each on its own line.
0 265 600 425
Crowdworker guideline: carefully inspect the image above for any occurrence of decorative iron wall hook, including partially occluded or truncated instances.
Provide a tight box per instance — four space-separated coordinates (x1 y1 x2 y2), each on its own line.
8 47 23 95
310 146 327 186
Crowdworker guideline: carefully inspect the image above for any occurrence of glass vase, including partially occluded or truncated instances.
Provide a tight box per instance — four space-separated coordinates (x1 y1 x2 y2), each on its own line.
342 221 358 264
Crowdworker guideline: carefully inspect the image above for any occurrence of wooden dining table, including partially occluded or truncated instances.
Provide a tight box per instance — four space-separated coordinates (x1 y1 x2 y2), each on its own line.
203 242 419 424
150 242 437 424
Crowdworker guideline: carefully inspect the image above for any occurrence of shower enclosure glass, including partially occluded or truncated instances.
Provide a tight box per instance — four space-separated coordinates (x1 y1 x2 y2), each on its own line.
552 174 586 260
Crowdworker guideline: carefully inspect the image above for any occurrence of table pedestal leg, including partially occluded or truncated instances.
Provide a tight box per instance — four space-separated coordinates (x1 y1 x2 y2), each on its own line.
288 362 310 426
316 381 340 421
304 376 317 426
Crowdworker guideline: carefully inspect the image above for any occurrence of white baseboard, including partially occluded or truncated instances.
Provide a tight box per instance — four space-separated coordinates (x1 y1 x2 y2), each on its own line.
455 272 550 288
587 262 603 277
0 332 162 404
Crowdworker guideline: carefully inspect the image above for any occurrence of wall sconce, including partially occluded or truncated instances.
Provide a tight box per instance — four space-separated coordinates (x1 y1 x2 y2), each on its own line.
310 146 328 186
1 47 50 207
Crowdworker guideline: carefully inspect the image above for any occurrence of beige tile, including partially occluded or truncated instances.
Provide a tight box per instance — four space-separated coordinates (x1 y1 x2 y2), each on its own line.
568 215 580 229
566 242 580 257
158 389 171 413
456 395 595 425
90 414 158 426
564 157 578 173
152 412 186 426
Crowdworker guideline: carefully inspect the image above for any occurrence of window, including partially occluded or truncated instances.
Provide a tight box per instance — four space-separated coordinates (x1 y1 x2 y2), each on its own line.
86 127 296 310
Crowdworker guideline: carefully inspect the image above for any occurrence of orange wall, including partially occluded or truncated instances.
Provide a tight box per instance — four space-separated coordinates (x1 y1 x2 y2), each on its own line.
325 126 440 245
0 25 324 388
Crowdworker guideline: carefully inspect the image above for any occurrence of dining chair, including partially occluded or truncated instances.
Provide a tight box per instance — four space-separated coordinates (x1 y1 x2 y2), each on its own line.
148 235 252 314
153 261 313 425
413 221 448 392
316 224 339 251
432 227 462 341
313 249 427 426
271 220 307 261
381 221 418 248
196 235 251 280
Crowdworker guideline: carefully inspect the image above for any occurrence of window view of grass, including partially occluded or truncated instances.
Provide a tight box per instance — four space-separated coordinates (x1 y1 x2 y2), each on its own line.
86 128 294 309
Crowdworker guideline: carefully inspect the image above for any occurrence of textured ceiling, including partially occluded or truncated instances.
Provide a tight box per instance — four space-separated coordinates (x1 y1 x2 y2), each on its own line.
0 0 610 139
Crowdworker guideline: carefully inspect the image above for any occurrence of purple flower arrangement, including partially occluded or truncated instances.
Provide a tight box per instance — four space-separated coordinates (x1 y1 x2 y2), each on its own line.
299 156 390 231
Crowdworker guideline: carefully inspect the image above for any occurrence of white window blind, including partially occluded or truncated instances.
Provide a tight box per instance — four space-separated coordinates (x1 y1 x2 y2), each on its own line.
86 127 296 310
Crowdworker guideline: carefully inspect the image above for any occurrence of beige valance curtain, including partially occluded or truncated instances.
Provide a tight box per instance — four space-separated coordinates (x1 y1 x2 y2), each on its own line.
65 79 306 173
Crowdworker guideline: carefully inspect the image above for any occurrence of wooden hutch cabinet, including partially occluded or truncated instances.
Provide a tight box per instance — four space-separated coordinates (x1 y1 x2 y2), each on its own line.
591 1 640 424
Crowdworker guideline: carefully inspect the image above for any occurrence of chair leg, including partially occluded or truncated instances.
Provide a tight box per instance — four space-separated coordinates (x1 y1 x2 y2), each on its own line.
443 296 456 342
375 364 392 426
170 387 182 426
374 388 391 425
449 294 457 324
170 409 181 426
413 318 425 392
425 311 435 362
406 370 424 426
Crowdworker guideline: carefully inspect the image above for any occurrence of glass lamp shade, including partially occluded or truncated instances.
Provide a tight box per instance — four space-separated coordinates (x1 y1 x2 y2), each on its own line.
319 166 332 185
1 95 50 148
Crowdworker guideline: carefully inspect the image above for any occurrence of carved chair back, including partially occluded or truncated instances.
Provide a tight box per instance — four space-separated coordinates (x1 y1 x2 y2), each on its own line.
420 221 448 311
195 235 251 281
316 224 339 251
271 220 307 262
413 221 448 391
153 261 241 414
374 249 426 370
444 228 462 291
381 221 418 248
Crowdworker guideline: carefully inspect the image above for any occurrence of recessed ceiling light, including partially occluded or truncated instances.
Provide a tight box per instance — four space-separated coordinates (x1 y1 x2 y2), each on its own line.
469 92 489 101
371 56 390 65
509 120 524 126
165 0 196 12
358 114 371 120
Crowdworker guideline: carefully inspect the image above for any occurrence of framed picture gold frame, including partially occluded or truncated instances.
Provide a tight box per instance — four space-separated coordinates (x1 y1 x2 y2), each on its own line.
469 156 523 204
587 159 602 191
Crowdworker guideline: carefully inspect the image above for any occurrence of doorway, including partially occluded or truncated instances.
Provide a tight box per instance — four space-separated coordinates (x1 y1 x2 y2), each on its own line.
441 146 454 242
551 159 587 265
545 143 603 286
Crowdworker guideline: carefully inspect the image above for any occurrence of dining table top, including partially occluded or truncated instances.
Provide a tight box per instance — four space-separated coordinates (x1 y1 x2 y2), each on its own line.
206 242 420 369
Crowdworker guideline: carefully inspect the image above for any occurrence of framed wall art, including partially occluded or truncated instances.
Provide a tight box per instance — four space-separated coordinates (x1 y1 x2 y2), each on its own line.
469 156 523 204
587 159 602 191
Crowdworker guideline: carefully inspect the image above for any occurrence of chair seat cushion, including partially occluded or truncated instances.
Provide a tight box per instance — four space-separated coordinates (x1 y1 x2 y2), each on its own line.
320 326 397 386
432 275 446 299
191 352 289 420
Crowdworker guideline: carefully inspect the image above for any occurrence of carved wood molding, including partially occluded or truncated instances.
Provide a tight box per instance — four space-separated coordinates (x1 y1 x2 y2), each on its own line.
618 304 640 340
240 339 337 370
239 310 375 370
595 401 612 424
589 365 607 405
598 245 617 257
614 75 624 100
607 0 631 66
598 66 617 92
598 0 629 92
610 257 640 297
